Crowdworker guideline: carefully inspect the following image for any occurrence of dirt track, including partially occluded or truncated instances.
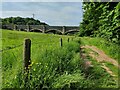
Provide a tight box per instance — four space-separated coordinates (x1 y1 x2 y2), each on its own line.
81 45 119 77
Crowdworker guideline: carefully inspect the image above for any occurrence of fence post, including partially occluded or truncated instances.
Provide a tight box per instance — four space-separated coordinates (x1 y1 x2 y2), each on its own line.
23 38 31 86
78 38 81 44
23 38 31 71
68 38 69 43
60 38 63 47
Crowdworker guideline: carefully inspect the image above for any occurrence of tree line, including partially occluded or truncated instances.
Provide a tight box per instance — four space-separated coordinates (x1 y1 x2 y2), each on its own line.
79 2 120 44
0 17 48 25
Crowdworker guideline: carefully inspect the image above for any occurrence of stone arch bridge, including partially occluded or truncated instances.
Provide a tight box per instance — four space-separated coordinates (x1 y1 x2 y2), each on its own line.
2 25 79 35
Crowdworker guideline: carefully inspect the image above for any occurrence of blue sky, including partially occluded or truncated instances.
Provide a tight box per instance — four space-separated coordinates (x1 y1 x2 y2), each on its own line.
1 1 83 26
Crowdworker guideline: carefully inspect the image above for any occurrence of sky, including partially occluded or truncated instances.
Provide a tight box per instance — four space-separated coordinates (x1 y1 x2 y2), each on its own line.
0 0 83 26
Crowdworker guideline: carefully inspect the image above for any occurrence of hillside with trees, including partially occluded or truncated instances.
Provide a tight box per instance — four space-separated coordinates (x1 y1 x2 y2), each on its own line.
79 2 120 44
1 17 48 25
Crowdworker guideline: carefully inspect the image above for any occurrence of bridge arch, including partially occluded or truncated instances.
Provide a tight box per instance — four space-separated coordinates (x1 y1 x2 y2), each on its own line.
30 29 43 32
45 29 62 34
65 29 79 35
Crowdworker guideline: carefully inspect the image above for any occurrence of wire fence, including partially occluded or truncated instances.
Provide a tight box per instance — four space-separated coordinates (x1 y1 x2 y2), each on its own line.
0 43 23 52
0 42 56 53
0 38 62 52
2 37 80 87
1 37 77 53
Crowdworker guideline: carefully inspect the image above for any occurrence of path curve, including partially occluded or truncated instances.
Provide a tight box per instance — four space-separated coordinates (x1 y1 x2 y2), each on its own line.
81 45 119 68
81 45 119 77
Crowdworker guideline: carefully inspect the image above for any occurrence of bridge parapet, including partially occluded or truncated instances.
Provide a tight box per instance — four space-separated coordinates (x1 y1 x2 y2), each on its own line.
29 25 43 29
46 26 62 31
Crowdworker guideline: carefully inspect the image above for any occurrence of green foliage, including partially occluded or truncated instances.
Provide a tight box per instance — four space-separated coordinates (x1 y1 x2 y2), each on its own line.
79 2 120 44
1 17 47 25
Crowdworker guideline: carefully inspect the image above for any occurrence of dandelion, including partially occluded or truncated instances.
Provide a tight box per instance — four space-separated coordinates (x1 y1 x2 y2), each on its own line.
29 61 34 67
14 75 17 79
33 68 36 71
31 61 34 65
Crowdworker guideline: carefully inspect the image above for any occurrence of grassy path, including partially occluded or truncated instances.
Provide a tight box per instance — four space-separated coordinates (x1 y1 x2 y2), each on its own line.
80 45 118 77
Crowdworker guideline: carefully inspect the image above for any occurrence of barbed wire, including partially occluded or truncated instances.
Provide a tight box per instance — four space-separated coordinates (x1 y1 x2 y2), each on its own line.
0 38 71 52
0 43 23 52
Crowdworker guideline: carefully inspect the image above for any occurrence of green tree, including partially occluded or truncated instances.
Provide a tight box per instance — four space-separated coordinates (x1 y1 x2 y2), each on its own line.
2 17 48 25
79 2 120 44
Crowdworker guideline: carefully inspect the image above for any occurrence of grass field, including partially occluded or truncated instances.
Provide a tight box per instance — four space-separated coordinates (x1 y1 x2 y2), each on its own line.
1 29 119 89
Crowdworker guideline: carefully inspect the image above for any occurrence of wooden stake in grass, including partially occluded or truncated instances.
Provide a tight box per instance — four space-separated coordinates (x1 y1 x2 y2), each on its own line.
23 38 31 87
60 38 63 47
23 38 31 72
78 38 81 44
68 38 69 43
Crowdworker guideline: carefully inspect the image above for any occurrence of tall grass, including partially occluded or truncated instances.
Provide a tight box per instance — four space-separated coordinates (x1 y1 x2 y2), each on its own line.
1 30 118 89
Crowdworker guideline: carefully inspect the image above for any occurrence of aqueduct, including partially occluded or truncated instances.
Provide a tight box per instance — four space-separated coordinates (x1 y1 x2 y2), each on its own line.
2 24 79 35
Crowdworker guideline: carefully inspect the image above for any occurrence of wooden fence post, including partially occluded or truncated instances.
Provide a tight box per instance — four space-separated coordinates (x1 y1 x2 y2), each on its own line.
68 38 69 43
78 38 81 44
23 38 31 86
23 38 31 72
60 38 63 47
